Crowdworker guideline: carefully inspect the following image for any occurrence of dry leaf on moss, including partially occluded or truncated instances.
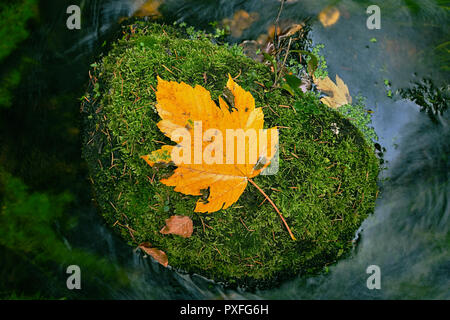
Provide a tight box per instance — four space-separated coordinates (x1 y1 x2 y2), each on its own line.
160 215 193 238
314 74 352 109
138 242 168 267
141 75 278 213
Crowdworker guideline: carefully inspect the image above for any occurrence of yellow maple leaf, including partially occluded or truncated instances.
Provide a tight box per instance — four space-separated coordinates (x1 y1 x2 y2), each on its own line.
142 75 278 213
314 74 352 109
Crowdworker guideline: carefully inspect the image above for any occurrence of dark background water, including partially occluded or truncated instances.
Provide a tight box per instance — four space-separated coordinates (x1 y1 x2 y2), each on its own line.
0 0 448 299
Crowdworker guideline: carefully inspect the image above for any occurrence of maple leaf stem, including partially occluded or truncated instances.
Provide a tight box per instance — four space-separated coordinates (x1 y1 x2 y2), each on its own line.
248 178 296 241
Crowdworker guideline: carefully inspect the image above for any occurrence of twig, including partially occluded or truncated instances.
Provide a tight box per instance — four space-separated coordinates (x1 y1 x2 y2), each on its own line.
282 37 292 67
248 178 296 241
200 216 206 233
272 0 286 87
240 217 255 232
274 0 285 50
162 64 175 75
213 245 222 256
278 37 292 83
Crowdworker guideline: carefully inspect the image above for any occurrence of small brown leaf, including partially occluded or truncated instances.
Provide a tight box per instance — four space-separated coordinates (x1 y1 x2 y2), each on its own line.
138 242 168 267
160 215 193 238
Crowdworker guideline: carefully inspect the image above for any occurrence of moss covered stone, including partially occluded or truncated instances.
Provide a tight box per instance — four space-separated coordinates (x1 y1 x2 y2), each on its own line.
82 23 379 288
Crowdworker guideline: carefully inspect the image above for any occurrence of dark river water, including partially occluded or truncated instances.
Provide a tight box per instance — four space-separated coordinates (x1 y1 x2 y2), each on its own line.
1 0 448 299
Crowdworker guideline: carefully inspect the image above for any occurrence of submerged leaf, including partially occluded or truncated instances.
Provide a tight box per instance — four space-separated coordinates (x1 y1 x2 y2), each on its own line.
318 6 340 28
133 0 162 18
222 10 259 38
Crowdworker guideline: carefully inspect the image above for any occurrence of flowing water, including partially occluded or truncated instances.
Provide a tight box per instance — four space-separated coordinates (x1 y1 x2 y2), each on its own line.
0 0 448 299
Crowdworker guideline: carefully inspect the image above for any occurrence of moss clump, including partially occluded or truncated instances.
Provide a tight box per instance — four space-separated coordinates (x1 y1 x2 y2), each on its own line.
82 22 379 288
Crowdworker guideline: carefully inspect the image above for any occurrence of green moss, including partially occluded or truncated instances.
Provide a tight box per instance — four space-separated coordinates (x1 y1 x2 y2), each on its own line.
82 22 379 288
338 97 378 145
0 0 37 61
0 0 38 108
0 168 130 298
0 67 22 108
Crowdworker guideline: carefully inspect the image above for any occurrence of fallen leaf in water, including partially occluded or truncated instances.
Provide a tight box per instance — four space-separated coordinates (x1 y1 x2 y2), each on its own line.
314 74 352 108
222 10 259 38
141 75 278 213
138 242 168 267
160 215 193 238
133 0 163 17
318 6 340 27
